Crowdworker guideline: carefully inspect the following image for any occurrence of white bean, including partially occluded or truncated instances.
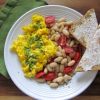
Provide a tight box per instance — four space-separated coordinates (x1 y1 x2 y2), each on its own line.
59 65 64 72
65 21 73 25
53 76 64 83
54 34 60 41
57 22 66 27
49 62 58 68
64 74 72 82
54 57 63 63
36 78 45 83
51 29 56 34
67 56 71 62
61 49 66 57
58 46 62 51
62 29 69 36
69 40 75 47
68 60 75 66
50 83 58 88
50 34 56 41
47 65 53 72
58 73 63 77
61 58 68 65
44 68 48 74
55 65 60 73
56 31 60 34
52 24 59 31
58 47 66 57
56 51 62 57
58 17 66 22
59 25 64 32
54 42 58 46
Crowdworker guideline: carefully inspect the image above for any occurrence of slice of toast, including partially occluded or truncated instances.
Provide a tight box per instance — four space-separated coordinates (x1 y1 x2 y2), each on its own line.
70 9 98 48
75 26 100 71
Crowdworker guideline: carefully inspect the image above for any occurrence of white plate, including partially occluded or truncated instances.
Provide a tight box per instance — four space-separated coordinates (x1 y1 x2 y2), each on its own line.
4 5 97 100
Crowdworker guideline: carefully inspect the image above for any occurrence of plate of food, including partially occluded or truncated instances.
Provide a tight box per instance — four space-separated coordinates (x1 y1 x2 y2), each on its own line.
4 5 99 100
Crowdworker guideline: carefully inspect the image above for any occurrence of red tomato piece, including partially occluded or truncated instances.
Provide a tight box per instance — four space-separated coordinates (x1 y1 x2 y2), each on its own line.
44 72 56 81
74 52 81 62
35 71 45 79
57 34 67 47
64 47 74 54
45 16 55 25
69 51 76 58
63 67 73 74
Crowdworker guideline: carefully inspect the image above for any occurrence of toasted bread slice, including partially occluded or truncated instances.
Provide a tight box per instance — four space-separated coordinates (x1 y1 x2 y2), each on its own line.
75 26 100 71
70 9 98 48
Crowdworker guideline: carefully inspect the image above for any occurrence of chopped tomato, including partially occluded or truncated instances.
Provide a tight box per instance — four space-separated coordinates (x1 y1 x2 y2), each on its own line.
45 16 55 27
57 34 67 47
35 71 45 78
64 47 74 54
44 72 56 81
64 67 73 74
74 52 81 62
69 51 76 58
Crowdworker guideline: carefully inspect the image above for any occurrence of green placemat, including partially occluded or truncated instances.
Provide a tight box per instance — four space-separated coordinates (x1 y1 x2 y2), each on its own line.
0 0 46 78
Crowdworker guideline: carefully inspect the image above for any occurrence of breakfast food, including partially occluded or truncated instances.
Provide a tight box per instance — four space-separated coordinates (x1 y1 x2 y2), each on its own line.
70 9 100 72
70 9 98 48
11 14 57 77
75 25 100 71
11 14 84 88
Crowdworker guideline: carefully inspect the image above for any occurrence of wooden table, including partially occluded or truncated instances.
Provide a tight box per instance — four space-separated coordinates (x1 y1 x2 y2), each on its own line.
0 0 100 100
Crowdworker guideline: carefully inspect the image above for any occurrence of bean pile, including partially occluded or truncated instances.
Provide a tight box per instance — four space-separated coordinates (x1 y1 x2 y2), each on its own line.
35 16 83 88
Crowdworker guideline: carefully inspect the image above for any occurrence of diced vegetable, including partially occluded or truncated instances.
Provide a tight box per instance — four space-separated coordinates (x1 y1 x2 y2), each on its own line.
63 67 73 74
74 52 81 62
64 47 74 54
44 72 56 81
45 16 55 27
35 71 45 78
57 34 67 47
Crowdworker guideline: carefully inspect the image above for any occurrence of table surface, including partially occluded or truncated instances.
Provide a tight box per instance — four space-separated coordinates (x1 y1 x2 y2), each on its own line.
0 0 100 100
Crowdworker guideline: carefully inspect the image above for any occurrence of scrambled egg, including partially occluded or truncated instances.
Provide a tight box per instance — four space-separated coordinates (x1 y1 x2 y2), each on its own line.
11 14 57 78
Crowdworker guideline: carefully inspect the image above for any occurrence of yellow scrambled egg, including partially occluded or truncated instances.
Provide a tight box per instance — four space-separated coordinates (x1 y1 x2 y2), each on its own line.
11 14 57 78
